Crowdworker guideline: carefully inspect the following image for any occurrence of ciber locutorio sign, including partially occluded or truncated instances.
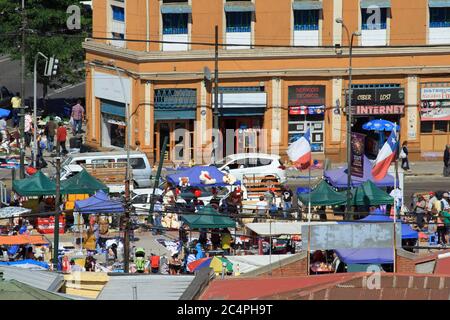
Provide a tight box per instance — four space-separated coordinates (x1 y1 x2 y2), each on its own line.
289 85 326 106
349 88 405 115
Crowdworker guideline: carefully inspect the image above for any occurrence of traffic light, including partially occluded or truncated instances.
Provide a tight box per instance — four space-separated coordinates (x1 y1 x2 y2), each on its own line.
45 56 59 77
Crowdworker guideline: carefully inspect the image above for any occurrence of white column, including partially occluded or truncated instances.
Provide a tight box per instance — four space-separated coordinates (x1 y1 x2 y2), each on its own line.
144 81 152 146
406 75 418 140
333 0 343 46
331 77 343 142
91 67 96 140
271 78 282 148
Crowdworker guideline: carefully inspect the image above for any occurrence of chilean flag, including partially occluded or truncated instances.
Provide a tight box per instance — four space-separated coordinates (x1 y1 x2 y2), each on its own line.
287 129 311 170
372 129 399 181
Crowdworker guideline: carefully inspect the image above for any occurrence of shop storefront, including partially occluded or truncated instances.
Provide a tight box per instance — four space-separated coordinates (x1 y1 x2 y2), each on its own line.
349 86 405 158
154 88 196 163
288 85 325 152
216 87 267 156
101 100 126 148
420 83 450 155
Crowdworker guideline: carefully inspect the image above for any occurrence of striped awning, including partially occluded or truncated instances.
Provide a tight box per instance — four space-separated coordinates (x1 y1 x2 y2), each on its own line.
360 0 391 8
161 4 192 14
293 1 323 10
224 1 255 12
428 0 450 7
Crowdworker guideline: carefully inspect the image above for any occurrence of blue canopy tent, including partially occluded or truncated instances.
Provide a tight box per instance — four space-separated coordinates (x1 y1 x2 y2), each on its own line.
74 190 125 214
0 108 11 118
0 259 49 269
363 119 400 150
358 211 418 240
166 165 240 188
324 155 397 188
335 248 393 264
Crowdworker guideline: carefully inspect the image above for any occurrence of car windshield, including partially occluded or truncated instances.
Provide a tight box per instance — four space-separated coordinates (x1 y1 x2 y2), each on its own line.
213 156 233 168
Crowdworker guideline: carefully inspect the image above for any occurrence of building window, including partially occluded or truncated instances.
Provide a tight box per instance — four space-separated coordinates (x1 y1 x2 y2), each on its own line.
112 32 124 40
226 12 251 33
288 114 324 153
162 13 188 34
294 10 319 31
361 7 387 30
421 121 449 133
111 5 125 22
430 7 450 28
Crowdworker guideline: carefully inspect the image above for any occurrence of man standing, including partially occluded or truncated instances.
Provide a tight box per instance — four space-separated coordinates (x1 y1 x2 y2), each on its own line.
45 116 57 152
56 122 67 156
281 185 294 219
10 92 21 128
71 100 84 135
0 116 8 149
444 145 450 177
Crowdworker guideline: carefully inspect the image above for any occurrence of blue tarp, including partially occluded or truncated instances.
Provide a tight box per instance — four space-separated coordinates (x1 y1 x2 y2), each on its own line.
0 108 11 118
335 248 394 264
74 190 125 214
0 259 49 269
166 166 240 188
359 211 418 239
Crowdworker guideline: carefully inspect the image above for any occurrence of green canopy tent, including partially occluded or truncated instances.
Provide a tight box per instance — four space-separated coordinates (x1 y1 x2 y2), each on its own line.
297 180 346 206
350 180 394 206
180 205 236 229
60 170 109 195
12 171 62 196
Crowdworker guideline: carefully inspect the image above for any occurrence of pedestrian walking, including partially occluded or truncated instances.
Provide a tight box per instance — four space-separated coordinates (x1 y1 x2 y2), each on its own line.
0 116 8 153
10 92 21 128
281 185 293 219
45 116 57 153
71 100 84 135
399 141 410 171
24 112 33 148
444 144 450 177
56 122 68 156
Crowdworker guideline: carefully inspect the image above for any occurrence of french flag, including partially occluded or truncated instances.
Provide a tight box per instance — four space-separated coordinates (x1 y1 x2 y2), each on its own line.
372 129 399 181
287 128 311 170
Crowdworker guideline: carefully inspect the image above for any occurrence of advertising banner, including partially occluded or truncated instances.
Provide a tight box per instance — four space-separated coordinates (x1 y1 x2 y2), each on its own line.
351 132 366 178
289 85 326 106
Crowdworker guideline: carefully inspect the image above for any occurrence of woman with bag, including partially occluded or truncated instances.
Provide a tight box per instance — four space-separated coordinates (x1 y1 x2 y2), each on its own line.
400 141 410 171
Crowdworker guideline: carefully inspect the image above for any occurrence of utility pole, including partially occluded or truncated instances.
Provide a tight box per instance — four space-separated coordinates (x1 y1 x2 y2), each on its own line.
213 25 219 164
148 136 168 227
19 0 26 179
53 157 61 270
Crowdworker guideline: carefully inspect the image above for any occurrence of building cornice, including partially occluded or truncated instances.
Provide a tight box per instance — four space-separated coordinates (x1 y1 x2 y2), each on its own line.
83 40 450 63
88 62 450 81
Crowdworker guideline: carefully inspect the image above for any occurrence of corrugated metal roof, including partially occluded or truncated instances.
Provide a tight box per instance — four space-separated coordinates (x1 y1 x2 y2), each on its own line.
0 266 64 292
227 255 297 274
0 280 70 300
97 275 195 300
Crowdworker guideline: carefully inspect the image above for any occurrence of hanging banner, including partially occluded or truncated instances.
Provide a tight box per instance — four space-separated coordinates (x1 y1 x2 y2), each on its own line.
351 132 366 178
420 101 450 121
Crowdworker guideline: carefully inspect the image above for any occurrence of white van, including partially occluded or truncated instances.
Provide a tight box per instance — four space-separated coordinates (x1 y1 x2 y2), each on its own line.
60 151 153 189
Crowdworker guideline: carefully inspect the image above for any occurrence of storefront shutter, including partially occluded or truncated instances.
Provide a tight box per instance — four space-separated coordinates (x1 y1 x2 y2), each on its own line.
428 0 450 7
154 88 197 121
101 100 126 117
212 92 267 116
292 1 323 10
360 0 391 8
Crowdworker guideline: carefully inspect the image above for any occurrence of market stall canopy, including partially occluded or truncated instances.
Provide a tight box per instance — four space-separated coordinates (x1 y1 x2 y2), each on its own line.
166 166 240 188
297 180 346 206
60 169 109 195
0 235 49 246
0 259 49 270
324 155 397 188
12 171 62 196
351 180 394 206
245 221 338 236
0 207 31 219
335 248 393 264
180 205 236 229
74 190 124 214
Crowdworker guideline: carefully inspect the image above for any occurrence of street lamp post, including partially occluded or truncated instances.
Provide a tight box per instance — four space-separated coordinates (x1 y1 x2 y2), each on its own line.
336 19 361 220
33 52 49 167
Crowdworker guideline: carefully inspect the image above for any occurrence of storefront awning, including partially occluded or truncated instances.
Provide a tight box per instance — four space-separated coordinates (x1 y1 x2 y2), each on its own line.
428 0 450 7
360 0 391 8
161 4 192 14
224 1 255 12
101 100 126 118
154 109 196 121
293 1 323 10
213 92 267 116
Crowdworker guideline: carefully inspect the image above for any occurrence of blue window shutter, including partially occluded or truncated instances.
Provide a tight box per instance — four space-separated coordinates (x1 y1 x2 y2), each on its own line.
294 10 319 31
430 7 450 27
112 6 125 22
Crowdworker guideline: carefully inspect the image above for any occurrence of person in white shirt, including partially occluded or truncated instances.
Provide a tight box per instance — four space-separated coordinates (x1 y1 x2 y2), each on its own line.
256 196 268 221
389 188 403 216
441 193 450 211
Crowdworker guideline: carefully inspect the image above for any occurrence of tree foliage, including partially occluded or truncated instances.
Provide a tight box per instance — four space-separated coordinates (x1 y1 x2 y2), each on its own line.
0 0 92 93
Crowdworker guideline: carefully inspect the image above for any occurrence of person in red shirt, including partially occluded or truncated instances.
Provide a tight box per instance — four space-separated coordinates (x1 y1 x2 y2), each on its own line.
56 122 68 155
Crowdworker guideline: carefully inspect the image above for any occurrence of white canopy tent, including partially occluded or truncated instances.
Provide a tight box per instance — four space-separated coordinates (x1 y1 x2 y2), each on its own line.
245 221 338 237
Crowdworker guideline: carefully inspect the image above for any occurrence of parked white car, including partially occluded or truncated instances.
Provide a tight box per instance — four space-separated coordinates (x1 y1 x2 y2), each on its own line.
213 153 287 183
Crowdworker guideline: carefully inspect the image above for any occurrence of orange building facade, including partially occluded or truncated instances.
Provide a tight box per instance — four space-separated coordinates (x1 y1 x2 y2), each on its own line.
84 0 450 164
